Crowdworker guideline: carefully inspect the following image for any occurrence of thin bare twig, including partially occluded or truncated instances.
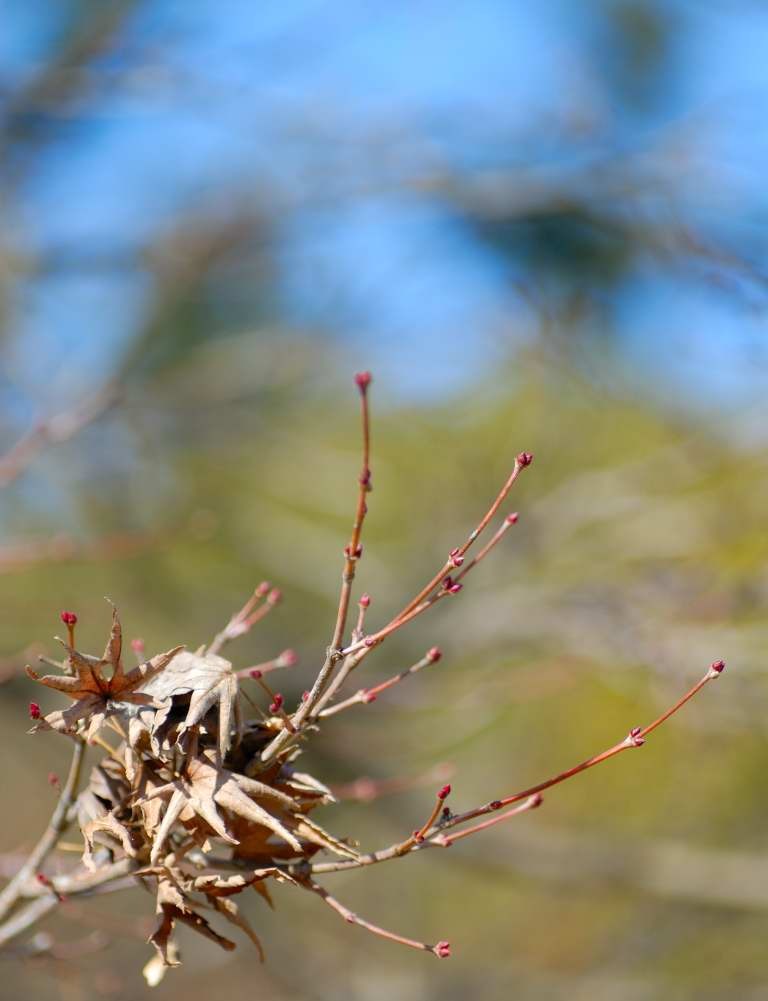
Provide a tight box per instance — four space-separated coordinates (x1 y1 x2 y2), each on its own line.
0 382 118 489
260 373 373 761
303 879 450 958
0 738 85 922
318 648 440 718
207 583 278 657
308 661 724 875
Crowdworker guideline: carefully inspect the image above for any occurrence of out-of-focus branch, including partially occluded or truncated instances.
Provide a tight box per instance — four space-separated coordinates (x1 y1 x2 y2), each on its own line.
0 739 85 923
0 529 159 577
0 381 119 489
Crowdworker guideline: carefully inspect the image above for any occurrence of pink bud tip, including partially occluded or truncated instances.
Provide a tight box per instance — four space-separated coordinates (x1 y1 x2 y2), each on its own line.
363 636 376 647
627 726 645 747
60 611 77 626
434 941 451 959
438 784 451 800
301 690 310 701
279 649 298 667
362 691 377 704
359 468 372 487
710 659 725 674
442 576 454 589
269 693 284 714
256 581 271 597
48 772 59 788
530 792 543 808
36 873 50 886
448 548 464 568
249 669 263 680
345 544 363 558
267 588 282 605
505 512 519 525
448 583 463 595
29 702 41 720
516 451 533 468
489 799 502 810
427 646 442 663
354 371 373 392
130 638 145 654
358 593 371 609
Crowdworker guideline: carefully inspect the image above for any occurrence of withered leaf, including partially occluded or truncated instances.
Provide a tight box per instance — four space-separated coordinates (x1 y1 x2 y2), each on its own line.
82 810 139 871
141 651 239 759
140 754 302 863
210 896 264 962
26 605 183 740
149 876 235 966
291 814 361 861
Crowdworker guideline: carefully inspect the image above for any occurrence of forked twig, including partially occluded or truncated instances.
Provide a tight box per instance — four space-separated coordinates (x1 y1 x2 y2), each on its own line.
308 660 724 875
0 738 85 922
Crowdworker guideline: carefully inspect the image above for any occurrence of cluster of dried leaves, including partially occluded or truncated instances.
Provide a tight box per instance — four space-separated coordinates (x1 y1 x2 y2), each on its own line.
0 373 725 983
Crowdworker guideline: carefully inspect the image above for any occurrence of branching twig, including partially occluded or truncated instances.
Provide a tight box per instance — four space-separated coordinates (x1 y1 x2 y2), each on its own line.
0 738 85 922
308 660 724 875
0 859 136 949
318 647 441 718
207 582 280 656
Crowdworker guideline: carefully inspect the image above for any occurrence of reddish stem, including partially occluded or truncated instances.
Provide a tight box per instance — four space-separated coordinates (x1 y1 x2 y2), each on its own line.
329 375 372 655
306 880 449 958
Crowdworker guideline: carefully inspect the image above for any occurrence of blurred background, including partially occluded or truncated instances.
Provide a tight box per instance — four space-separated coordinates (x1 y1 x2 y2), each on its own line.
1 1 767 998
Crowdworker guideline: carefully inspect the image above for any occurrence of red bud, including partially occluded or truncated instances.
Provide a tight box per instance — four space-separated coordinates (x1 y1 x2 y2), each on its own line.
516 451 533 468
434 941 451 959
269 693 284 714
627 726 645 747
59 611 77 626
29 702 41 720
358 593 371 608
426 646 442 663
354 371 373 392
438 784 451 800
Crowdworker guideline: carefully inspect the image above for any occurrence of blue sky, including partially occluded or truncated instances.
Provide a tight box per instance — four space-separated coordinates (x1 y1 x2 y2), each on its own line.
2 0 767 414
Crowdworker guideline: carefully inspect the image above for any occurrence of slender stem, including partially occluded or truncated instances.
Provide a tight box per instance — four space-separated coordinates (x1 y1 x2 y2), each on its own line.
339 514 518 662
304 879 448 958
0 381 118 490
0 738 85 921
452 514 518 584
379 457 528 631
434 794 541 847
328 377 372 656
235 654 293 679
208 584 274 657
331 764 454 803
309 662 722 875
0 859 136 949
318 649 437 718
261 379 373 762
